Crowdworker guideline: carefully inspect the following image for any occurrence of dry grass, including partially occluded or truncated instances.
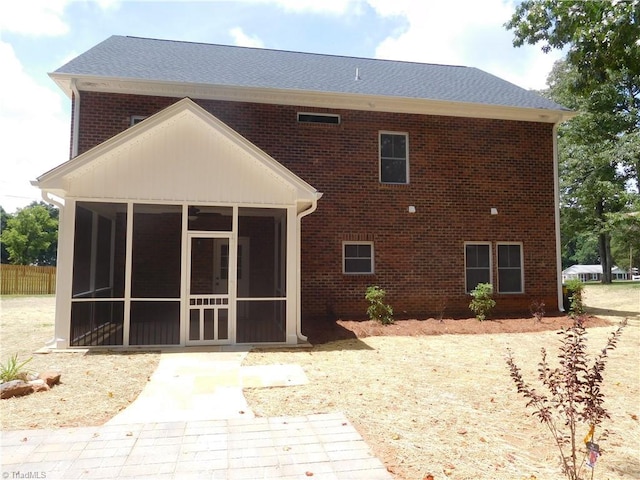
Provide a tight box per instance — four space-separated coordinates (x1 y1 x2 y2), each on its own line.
0 296 159 429
244 285 640 480
0 286 638 479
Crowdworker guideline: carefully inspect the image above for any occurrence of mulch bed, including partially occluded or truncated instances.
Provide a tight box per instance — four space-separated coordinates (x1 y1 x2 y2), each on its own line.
302 313 612 344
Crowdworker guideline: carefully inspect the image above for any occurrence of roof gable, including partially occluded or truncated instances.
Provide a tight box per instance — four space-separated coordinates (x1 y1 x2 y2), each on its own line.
50 36 573 123
35 98 319 207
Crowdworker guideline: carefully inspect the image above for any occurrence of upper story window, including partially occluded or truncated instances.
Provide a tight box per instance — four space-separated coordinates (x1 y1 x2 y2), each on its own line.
497 243 524 293
380 132 408 184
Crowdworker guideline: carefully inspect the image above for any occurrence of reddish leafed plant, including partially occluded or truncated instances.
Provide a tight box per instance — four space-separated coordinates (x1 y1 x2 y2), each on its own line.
506 317 626 480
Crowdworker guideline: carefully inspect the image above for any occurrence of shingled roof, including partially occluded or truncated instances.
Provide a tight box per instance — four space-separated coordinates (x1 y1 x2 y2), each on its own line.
51 35 571 119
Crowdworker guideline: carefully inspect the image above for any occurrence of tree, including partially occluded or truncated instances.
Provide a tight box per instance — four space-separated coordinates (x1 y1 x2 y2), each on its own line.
506 0 640 95
0 202 58 265
0 206 10 263
507 1 640 283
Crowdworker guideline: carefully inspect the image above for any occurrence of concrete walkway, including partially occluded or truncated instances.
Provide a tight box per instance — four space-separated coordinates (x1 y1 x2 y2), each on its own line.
1 349 393 479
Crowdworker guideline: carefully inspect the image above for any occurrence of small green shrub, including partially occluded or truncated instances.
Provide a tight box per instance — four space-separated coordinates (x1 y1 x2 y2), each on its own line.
365 286 394 325
565 279 585 317
469 283 496 321
0 354 33 382
530 300 546 323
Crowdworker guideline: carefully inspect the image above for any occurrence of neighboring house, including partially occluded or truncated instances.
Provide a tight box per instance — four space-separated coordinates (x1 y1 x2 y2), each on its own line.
562 264 630 282
34 36 574 348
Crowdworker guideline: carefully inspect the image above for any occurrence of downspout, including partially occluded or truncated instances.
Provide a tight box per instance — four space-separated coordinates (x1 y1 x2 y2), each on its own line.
70 79 80 158
553 122 564 312
295 192 323 342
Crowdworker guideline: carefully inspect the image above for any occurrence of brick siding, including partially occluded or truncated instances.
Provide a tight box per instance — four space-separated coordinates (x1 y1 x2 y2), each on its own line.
74 91 558 321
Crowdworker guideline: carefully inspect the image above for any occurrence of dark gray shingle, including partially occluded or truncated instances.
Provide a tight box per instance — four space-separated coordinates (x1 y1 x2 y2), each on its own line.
54 35 568 111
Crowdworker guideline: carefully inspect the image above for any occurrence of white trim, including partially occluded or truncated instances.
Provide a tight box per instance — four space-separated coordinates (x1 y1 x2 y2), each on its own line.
496 242 525 294
49 73 575 124
379 131 409 184
342 241 374 275
464 241 492 293
552 123 564 311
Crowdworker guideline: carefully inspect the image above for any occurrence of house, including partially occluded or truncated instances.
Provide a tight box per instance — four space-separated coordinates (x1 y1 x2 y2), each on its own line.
34 36 574 348
562 264 630 282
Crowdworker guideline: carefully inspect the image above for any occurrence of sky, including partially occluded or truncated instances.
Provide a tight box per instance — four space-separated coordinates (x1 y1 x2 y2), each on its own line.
0 0 564 214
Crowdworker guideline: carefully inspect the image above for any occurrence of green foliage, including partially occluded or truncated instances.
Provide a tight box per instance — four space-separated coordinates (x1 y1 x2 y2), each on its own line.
506 318 626 480
507 1 640 284
468 283 495 321
565 279 585 317
506 0 640 95
0 202 58 265
0 354 33 382
365 286 394 325
0 205 9 263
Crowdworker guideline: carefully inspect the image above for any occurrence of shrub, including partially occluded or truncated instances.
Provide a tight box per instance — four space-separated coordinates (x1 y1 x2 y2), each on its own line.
365 286 394 325
565 279 585 317
530 300 546 323
469 283 495 321
0 354 32 382
506 318 626 480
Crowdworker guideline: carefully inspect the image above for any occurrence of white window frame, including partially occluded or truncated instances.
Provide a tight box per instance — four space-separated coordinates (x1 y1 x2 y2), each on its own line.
342 241 374 275
464 242 492 293
496 242 524 294
379 131 409 184
130 115 147 126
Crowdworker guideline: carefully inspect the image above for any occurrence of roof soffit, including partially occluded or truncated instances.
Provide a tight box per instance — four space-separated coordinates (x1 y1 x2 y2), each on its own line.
49 73 575 124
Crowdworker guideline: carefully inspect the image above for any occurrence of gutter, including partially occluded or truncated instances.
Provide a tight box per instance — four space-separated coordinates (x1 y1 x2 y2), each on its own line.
70 79 80 158
295 192 323 342
553 122 565 312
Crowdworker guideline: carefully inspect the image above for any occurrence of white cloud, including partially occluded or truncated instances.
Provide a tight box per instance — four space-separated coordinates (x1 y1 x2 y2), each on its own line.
0 0 71 36
229 27 265 48
213 0 362 15
0 41 69 213
366 0 562 90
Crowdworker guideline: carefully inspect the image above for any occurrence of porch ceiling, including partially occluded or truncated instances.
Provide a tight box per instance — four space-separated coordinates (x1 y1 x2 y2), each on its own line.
34 98 320 207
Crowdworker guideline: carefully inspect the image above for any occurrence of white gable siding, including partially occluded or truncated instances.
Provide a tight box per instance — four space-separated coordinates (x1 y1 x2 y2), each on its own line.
63 110 297 205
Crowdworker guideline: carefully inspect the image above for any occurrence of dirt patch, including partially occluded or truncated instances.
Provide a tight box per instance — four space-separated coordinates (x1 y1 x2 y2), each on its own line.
0 296 159 430
244 285 640 480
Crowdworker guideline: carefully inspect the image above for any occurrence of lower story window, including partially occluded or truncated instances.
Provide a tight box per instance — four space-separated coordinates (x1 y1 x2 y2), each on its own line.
465 243 491 292
343 242 374 274
497 243 523 293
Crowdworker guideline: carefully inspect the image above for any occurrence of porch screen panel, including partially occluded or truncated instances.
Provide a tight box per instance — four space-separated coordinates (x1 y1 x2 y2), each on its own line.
236 208 287 343
131 204 182 298
236 300 285 343
72 202 127 298
70 301 124 346
187 206 232 231
70 202 127 346
130 301 180 345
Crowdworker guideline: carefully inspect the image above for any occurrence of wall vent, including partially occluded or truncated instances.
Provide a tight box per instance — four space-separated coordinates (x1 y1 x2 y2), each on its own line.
297 113 340 125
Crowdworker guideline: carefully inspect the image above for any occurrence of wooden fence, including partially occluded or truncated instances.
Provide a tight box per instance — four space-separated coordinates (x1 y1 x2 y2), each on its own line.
1 265 57 295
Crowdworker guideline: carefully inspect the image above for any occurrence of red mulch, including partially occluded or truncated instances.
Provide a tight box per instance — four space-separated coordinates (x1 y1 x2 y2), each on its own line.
302 314 612 344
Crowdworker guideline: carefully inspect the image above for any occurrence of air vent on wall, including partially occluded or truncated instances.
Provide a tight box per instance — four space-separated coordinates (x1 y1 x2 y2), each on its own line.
297 113 340 125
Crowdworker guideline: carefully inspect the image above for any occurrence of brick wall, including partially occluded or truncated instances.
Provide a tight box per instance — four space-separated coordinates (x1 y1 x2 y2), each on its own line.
75 91 558 320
